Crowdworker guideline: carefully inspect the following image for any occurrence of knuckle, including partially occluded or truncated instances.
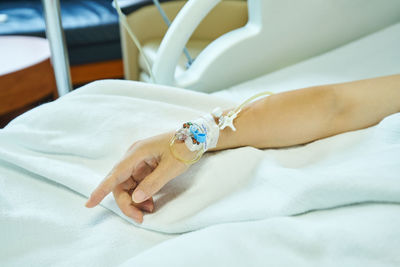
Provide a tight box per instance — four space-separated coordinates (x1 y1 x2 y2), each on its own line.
128 141 139 151
128 139 145 152
145 158 159 169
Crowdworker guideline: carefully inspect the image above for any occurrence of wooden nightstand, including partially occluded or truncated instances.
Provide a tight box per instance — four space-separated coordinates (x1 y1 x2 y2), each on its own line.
0 36 57 127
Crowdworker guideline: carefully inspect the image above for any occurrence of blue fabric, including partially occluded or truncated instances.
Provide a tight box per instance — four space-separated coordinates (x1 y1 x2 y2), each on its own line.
0 0 121 64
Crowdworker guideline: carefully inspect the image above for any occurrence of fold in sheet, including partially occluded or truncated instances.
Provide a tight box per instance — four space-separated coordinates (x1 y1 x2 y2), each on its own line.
1 21 400 267
0 80 399 234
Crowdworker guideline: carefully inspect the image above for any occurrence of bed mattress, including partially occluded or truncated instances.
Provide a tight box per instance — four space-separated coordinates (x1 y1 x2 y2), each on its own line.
1 22 399 266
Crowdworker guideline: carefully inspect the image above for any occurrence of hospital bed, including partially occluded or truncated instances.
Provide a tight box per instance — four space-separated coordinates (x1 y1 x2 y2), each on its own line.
1 0 400 266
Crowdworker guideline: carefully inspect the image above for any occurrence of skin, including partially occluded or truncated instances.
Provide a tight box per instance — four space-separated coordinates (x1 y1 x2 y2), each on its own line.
85 74 400 223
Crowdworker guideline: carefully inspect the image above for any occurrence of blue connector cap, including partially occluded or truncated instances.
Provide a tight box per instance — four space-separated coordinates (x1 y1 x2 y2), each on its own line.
190 125 206 143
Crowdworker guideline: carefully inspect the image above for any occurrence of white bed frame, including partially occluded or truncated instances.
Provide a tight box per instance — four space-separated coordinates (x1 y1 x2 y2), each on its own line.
151 0 400 92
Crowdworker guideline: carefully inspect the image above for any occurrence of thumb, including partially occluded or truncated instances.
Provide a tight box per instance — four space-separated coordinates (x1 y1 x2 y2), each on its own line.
132 161 184 203
85 156 138 208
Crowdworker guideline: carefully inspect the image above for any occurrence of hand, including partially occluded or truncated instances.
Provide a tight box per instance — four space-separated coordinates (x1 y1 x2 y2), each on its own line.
85 131 193 223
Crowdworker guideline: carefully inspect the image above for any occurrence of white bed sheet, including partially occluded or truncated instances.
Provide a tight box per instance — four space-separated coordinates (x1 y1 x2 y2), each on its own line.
213 21 400 100
1 23 400 266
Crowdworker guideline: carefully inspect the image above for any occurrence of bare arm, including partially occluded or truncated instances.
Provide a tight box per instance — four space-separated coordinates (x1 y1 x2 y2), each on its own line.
86 74 400 223
212 74 400 151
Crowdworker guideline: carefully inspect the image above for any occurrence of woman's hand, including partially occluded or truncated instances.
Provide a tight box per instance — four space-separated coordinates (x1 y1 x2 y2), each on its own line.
85 75 400 224
85 131 192 223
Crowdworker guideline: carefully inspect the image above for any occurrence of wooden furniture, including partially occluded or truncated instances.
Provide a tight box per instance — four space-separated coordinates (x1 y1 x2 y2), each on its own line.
0 36 57 127
70 59 124 86
1 0 127 94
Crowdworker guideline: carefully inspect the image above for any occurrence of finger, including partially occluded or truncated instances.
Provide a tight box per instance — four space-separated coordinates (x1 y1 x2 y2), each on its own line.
85 156 140 208
122 176 138 191
134 198 154 213
122 177 154 212
113 184 144 223
132 161 185 203
131 160 156 184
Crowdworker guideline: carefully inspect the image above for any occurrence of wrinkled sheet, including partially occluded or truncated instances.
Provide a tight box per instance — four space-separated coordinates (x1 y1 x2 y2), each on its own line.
1 23 400 266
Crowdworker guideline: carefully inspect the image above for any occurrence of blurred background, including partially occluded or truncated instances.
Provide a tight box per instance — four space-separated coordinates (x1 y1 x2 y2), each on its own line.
0 0 122 127
0 0 246 127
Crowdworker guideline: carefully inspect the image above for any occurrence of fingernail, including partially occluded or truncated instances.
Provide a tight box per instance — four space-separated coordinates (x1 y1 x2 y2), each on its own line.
133 190 146 203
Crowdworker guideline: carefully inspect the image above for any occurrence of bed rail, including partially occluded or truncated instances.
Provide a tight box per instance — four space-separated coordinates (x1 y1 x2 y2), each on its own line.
151 0 400 92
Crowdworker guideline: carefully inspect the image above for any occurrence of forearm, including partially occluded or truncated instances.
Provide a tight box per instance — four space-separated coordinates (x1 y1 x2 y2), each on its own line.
212 86 338 150
211 74 400 151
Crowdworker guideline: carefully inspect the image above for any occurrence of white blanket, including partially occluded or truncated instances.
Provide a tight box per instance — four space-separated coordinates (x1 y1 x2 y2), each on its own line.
1 23 400 266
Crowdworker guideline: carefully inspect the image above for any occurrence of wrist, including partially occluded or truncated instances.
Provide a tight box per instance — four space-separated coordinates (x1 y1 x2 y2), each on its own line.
208 104 254 151
208 125 238 151
208 109 240 151
169 135 199 160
